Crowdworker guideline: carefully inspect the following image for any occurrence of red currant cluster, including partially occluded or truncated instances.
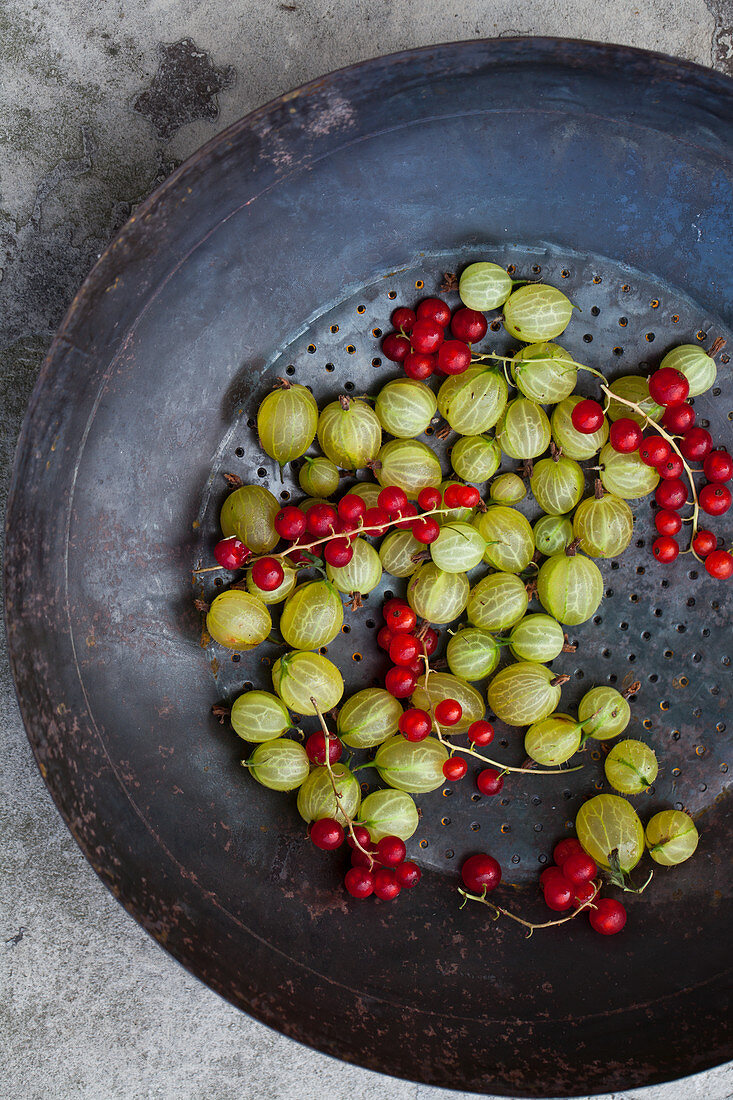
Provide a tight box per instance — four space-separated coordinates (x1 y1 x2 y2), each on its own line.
308 817 422 901
382 296 488 379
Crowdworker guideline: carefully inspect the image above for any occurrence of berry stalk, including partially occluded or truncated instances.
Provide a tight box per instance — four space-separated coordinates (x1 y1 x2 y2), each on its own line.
457 880 601 938
310 697 374 866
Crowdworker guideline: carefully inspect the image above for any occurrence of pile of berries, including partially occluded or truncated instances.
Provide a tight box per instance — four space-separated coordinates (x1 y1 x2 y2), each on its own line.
382 297 488 378
311 823 422 901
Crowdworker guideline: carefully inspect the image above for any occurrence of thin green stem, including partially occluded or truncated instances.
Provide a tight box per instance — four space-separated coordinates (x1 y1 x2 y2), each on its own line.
310 697 373 867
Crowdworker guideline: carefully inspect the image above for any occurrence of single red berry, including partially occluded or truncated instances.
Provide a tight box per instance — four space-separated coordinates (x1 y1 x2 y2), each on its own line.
639 435 671 466
442 484 466 508
437 339 471 375
699 483 732 516
376 835 407 867
443 757 468 781
403 351 436 380
373 868 401 901
344 867 375 899
461 853 501 893
378 486 408 516
395 860 421 888
543 876 574 911
398 708 432 742
310 817 345 851
553 838 585 866
338 493 366 523
455 485 481 507
412 516 440 543
334 515 359 539
351 847 376 869
347 825 372 850
572 880 597 905
417 486 443 511
679 427 712 461
382 333 411 362
274 506 307 541
435 698 462 726
540 866 567 889
662 403 695 434
385 666 418 698
561 852 598 886
214 536 250 570
376 625 394 651
476 768 504 796
306 502 338 537
589 898 627 935
467 719 494 746
391 306 416 333
410 318 444 354
305 731 343 766
657 453 684 480
360 507 389 536
692 529 717 556
250 556 284 591
655 478 688 510
648 367 689 407
652 536 679 564
570 399 605 434
450 306 488 343
323 538 354 567
384 601 417 634
609 418 643 454
389 634 421 667
705 549 733 579
703 449 733 483
394 502 419 530
416 297 451 326
654 509 682 536
421 627 439 656
287 543 319 566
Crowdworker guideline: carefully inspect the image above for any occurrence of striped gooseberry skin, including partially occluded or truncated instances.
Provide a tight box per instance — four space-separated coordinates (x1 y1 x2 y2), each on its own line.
573 493 634 557
605 739 658 794
502 283 573 341
297 763 361 824
220 484 280 553
489 472 526 504
430 521 486 573
551 395 609 460
411 671 484 732
375 378 438 438
525 712 582 766
317 397 382 470
511 341 577 402
508 613 566 662
495 398 551 460
257 383 318 464
407 562 470 623
605 376 664 426
326 537 383 594
272 650 344 715
659 344 716 397
530 456 585 515
357 789 420 843
577 686 631 740
576 794 645 872
487 661 563 726
645 809 699 867
599 444 660 499
459 261 513 310
536 550 604 625
337 688 403 749
206 589 272 650
378 528 424 578
446 627 501 681
280 580 344 649
298 456 340 497
533 514 573 556
450 434 502 482
231 690 291 743
474 506 535 573
376 439 443 500
374 735 448 793
247 738 311 791
245 561 297 604
437 366 509 435
467 571 528 631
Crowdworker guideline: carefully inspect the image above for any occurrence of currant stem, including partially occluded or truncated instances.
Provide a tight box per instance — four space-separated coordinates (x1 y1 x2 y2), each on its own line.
310 697 373 867
266 505 452 562
435 725 583 774
458 881 601 938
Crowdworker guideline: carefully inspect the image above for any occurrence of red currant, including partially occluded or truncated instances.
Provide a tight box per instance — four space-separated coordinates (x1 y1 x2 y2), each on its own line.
705 549 733 579
310 817 345 850
382 333 411 362
609 418 643 453
476 768 504 796
323 538 354 567
639 436 670 466
362 506 390 535
552 838 584 866
377 486 408 516
417 487 442 511
692 529 716 556
435 698 462 726
679 427 712 461
455 485 480 507
306 502 338 537
461 853 501 893
572 880 597 905
450 307 488 343
391 306 416 333
344 867 375 899
385 666 418 698
389 634 421 667
416 297 451 326
347 825 372 850
394 502 419 530
305 731 343 766
699 483 732 516
214 536 250 570
540 866 566 889
250 556 284 591
655 509 682 536
657 453 684 480
338 493 366 523
561 852 597 886
350 847 376 869
274 506 307 541
421 627 439 656
376 835 407 867
703 450 733 483
655 478 688 510
589 898 627 935
395 861 421 888
467 720 494 746
437 339 471 375
652 536 679 563
403 351 436 380
442 484 466 508
662 403 695 434
383 601 417 634
412 516 440 544
410 318 444 354
398 708 432 742
376 626 394 651
648 367 689 407
443 757 468 781
373 868 401 901
570 399 605 434
543 876 574 911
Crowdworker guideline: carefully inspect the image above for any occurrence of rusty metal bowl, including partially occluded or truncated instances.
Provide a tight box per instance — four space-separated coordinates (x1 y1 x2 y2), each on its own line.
4 39 732 1097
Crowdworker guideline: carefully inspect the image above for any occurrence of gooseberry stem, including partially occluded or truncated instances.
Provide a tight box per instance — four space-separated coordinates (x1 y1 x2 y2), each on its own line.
458 880 601 938
310 697 374 867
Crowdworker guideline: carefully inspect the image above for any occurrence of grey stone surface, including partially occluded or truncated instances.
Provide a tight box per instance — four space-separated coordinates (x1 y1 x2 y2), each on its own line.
1 2 731 1097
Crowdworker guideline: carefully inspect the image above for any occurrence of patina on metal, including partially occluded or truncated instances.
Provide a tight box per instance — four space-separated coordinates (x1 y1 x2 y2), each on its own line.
4 39 732 1097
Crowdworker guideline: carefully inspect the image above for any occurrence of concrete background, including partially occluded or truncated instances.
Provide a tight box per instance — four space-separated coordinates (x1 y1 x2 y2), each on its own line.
1 2 732 1098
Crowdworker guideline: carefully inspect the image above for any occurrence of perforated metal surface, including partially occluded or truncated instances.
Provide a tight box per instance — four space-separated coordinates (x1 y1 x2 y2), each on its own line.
196 242 732 878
